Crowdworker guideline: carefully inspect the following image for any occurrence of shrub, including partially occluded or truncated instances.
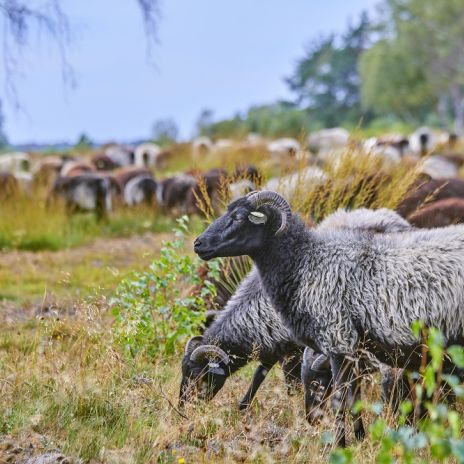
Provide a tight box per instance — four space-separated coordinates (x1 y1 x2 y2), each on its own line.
111 216 220 358
330 323 464 463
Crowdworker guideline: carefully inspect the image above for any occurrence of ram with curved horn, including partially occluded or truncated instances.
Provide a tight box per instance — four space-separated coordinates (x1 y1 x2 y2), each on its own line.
179 267 303 410
195 189 464 447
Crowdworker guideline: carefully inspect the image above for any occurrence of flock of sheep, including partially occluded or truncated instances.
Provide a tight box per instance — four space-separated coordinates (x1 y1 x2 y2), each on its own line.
1 125 464 226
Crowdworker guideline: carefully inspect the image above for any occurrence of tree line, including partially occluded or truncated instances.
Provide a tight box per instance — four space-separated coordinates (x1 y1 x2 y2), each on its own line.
199 0 464 139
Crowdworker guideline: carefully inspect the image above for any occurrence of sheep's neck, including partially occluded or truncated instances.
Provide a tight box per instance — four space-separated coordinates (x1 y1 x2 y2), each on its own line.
252 218 312 308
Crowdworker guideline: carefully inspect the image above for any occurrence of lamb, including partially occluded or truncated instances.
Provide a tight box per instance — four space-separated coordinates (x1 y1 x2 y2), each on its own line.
179 267 303 410
407 198 464 228
194 190 464 446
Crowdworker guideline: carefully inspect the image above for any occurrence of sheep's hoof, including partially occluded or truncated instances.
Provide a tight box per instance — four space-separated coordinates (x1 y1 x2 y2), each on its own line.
355 425 366 441
238 402 250 411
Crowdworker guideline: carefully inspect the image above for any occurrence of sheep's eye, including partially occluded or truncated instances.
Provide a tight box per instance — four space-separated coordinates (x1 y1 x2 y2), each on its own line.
232 214 245 223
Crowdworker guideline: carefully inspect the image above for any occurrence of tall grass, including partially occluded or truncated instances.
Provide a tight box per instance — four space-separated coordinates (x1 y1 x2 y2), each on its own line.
0 192 178 251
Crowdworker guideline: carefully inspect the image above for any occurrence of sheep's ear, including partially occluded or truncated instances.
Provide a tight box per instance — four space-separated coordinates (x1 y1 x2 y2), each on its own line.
248 211 267 225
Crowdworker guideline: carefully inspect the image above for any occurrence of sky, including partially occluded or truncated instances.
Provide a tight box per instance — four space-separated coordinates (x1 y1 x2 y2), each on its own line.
1 0 377 145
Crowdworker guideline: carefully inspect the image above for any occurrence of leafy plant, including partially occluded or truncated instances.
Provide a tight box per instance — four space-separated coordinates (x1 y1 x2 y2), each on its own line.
112 216 220 358
330 324 464 463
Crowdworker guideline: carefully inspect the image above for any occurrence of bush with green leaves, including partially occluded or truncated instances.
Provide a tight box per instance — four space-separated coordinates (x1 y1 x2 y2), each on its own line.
330 322 464 464
112 216 220 358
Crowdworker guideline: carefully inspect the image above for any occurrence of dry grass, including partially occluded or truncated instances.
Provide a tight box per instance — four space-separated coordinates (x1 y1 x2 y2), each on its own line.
0 303 394 463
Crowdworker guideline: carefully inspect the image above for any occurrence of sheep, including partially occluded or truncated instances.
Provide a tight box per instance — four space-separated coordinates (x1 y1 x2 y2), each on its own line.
109 166 152 192
48 174 116 220
407 198 464 228
91 153 121 171
0 172 19 198
194 190 464 446
265 166 326 203
419 155 458 179
317 207 411 234
134 142 163 168
396 177 464 217
409 126 437 157
123 174 157 206
156 174 197 214
192 137 213 159
267 138 301 160
60 160 96 177
103 144 135 167
179 267 303 410
0 152 31 173
308 128 349 161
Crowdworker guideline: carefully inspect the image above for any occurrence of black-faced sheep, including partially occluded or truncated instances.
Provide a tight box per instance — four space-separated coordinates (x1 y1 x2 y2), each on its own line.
194 190 464 446
180 267 302 410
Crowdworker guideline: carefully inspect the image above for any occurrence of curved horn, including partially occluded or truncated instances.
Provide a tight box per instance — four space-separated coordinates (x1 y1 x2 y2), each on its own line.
311 354 330 372
303 346 316 364
184 335 204 356
190 345 230 365
246 190 292 235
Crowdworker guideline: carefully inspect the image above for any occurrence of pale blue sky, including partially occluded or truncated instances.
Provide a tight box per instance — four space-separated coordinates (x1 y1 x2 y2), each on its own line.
1 0 377 144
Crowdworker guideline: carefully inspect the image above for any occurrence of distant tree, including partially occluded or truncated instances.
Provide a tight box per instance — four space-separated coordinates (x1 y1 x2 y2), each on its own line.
360 0 464 133
287 12 373 127
246 102 311 138
151 118 178 144
195 108 215 137
75 132 93 149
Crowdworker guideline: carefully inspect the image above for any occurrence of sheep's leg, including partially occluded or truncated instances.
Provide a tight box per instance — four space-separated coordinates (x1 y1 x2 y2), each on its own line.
329 354 352 448
238 363 273 410
349 373 365 440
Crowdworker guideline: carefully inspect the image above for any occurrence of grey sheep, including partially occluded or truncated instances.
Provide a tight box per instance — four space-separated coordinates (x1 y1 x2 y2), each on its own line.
179 267 302 410
194 190 464 446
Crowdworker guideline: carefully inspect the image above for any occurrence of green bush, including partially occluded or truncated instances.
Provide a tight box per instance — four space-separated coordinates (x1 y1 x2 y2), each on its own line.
331 323 464 463
112 216 220 358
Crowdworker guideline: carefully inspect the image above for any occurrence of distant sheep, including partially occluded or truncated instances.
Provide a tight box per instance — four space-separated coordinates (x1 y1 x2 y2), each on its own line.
396 178 464 217
0 152 31 173
407 198 464 228
0 172 19 198
419 155 458 179
49 174 116 220
409 126 436 156
192 137 213 159
308 128 349 160
134 143 163 168
267 138 301 159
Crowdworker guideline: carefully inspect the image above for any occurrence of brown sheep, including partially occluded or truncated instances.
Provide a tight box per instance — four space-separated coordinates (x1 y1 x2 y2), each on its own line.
0 172 19 198
407 198 464 228
396 178 464 217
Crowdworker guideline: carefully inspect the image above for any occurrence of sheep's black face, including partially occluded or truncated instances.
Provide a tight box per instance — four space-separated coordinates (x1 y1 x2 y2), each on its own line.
179 355 228 407
194 198 274 260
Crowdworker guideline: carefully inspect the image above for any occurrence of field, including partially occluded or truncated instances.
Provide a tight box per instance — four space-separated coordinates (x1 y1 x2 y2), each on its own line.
1 144 463 463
